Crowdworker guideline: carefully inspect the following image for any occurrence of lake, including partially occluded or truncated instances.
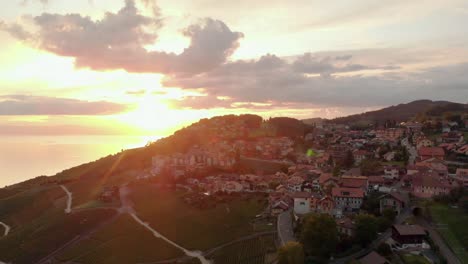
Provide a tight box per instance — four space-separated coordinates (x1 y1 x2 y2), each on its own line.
0 135 160 187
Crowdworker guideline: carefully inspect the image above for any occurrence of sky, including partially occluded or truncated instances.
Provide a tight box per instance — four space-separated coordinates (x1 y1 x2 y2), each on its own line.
1 0 468 137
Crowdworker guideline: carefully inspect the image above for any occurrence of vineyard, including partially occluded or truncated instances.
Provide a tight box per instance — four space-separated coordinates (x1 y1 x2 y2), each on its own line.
205 234 277 264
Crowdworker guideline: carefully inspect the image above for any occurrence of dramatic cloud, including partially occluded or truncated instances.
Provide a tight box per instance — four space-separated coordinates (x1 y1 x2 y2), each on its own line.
0 95 129 115
164 55 468 109
2 0 468 112
2 0 243 75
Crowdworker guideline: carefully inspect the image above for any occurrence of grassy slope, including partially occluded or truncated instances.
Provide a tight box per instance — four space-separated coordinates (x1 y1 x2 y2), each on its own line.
401 254 431 264
0 208 116 264
129 184 269 250
429 204 468 263
57 214 183 264
206 234 276 264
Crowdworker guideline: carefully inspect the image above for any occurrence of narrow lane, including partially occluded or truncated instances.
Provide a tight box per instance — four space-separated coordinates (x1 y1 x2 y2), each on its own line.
60 185 73 214
277 210 296 246
121 185 212 264
0 222 10 236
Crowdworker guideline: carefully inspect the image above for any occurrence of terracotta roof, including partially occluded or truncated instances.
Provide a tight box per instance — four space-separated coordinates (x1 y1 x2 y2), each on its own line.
368 176 385 184
392 224 426 236
332 187 365 198
418 147 444 157
383 192 405 203
412 173 451 188
318 173 336 184
359 251 388 264
341 176 368 188
272 201 290 210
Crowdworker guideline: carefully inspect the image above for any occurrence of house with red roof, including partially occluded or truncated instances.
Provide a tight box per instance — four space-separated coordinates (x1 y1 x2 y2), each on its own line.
411 173 452 198
332 187 365 212
340 176 368 192
379 192 407 215
316 196 335 215
359 251 389 264
391 225 426 246
415 158 448 179
317 173 339 190
353 149 372 164
418 147 445 161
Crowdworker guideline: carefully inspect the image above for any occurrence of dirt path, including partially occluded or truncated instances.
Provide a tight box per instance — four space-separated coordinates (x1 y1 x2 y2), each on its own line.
130 213 211 264
120 185 211 264
0 222 10 236
60 185 73 214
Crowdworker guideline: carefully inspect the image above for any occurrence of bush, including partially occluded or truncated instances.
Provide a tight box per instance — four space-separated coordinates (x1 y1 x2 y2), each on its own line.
376 243 392 256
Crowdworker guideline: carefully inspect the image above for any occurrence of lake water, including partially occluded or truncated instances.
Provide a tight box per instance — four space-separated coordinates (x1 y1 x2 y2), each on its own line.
0 135 160 187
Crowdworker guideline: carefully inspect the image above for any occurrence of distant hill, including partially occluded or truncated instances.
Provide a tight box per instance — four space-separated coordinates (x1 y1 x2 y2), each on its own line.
302 118 326 126
328 100 468 125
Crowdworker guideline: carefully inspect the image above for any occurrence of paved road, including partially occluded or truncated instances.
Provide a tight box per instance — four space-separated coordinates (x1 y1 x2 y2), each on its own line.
277 210 296 246
0 222 10 237
416 218 461 264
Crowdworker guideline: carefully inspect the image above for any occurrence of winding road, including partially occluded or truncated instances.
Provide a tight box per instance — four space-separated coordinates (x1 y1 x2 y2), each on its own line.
60 185 73 214
0 222 10 237
120 185 211 264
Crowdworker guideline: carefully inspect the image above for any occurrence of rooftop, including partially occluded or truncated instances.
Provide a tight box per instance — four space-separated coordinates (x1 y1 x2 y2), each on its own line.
393 224 426 236
332 187 365 198
359 251 389 264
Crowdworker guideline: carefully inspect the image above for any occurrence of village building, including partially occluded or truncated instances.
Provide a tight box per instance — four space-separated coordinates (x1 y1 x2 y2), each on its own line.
332 187 365 212
358 251 389 264
391 225 427 246
416 137 433 149
455 168 468 188
293 192 313 215
271 200 290 215
418 147 445 161
353 149 372 164
415 158 448 179
411 173 452 198
316 196 335 215
379 192 406 215
368 176 385 191
340 176 369 192
383 165 400 180
336 217 356 237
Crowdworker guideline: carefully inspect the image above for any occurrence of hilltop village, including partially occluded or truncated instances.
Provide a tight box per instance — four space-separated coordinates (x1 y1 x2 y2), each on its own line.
127 113 468 263
1 110 468 264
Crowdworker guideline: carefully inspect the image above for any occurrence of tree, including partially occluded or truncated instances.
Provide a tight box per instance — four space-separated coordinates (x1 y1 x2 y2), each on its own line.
354 214 378 246
343 150 355 168
376 216 392 232
382 208 397 222
376 243 392 256
332 166 341 177
300 214 338 258
360 159 382 176
277 242 305 264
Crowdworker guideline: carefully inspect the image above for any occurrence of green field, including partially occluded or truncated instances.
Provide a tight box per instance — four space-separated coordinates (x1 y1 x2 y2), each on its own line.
206 234 276 264
57 214 184 264
129 183 270 250
0 208 116 264
429 203 468 263
401 253 431 264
